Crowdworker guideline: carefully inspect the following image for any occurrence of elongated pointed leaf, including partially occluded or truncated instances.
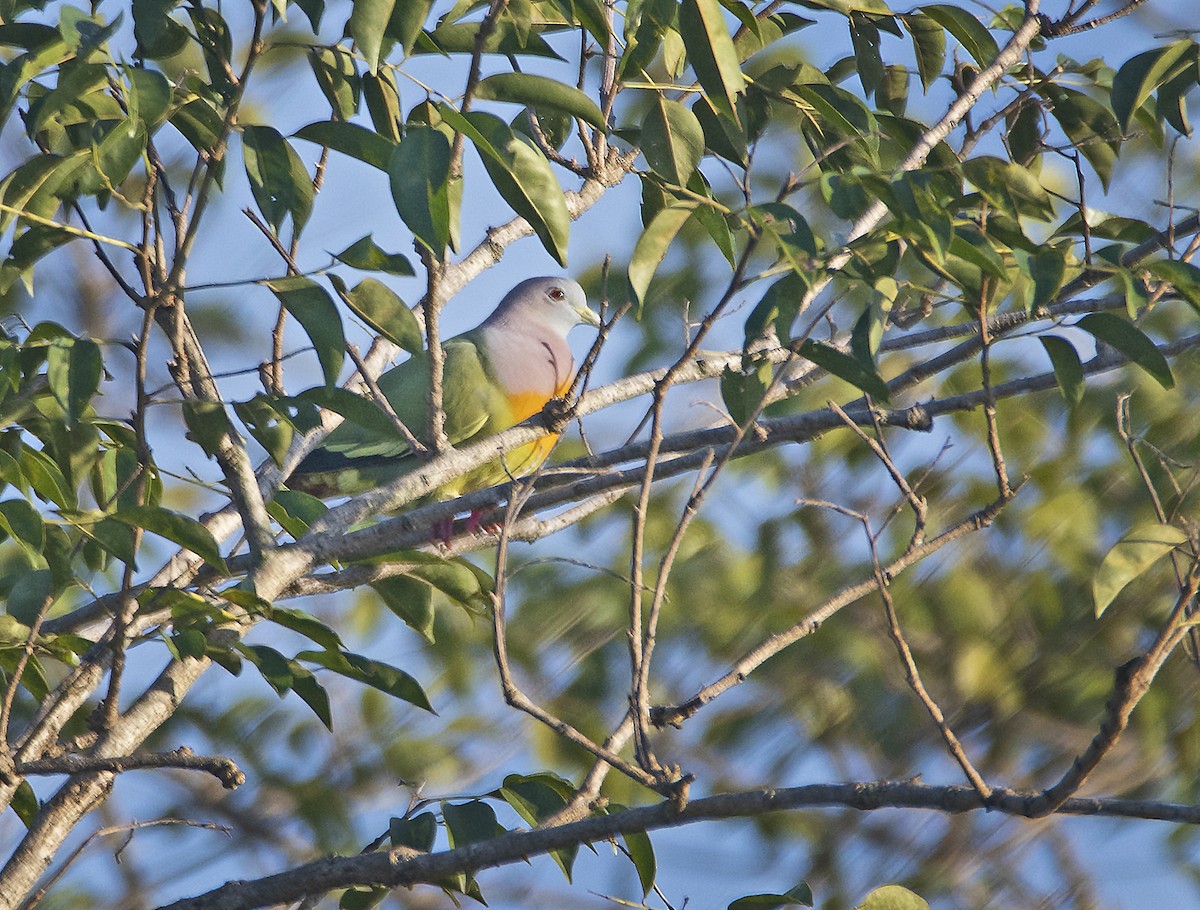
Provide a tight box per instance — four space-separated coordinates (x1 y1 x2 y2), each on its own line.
372 575 435 642
348 0 396 72
899 13 944 92
297 648 434 712
1146 259 1200 314
334 275 422 353
919 5 997 68
628 202 694 308
110 505 228 572
332 235 413 276
679 0 746 121
1038 335 1084 406
388 127 455 257
476 73 605 129
294 120 395 170
1093 523 1188 617
1111 39 1195 133
243 125 314 234
265 276 345 387
1076 312 1173 390
797 339 890 402
642 95 705 185
440 107 570 265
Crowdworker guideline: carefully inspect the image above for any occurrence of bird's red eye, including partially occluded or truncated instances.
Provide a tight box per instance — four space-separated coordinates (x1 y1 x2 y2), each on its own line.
549 287 565 301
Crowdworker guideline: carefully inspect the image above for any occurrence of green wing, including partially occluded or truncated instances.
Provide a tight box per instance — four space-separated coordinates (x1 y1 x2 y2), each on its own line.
322 336 493 458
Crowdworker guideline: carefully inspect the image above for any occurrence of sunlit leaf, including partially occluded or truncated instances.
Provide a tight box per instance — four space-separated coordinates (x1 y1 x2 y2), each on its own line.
679 0 746 121
641 95 705 185
1094 522 1189 617
476 72 605 129
440 107 570 265
348 0 396 72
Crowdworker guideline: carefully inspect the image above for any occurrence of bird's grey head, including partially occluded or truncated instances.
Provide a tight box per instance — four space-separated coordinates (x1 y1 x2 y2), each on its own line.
487 277 600 336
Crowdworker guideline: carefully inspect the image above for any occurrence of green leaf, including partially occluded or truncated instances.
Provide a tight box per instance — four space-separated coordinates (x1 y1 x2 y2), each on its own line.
476 73 606 130
265 609 340 653
126 66 173 132
1038 335 1084 406
110 505 228 572
384 0 433 57
214 586 271 615
749 202 817 274
348 0 396 72
422 20 565 59
1041 85 1120 190
290 664 333 729
334 275 422 353
10 780 37 828
309 47 359 121
242 646 331 729
0 498 44 557
85 517 138 567
1076 312 1173 390
744 271 808 347
170 99 224 156
679 0 746 121
267 489 327 539
294 120 395 171
688 172 735 266
19 445 73 509
363 69 404 141
46 338 101 426
623 828 656 897
405 554 491 610
642 95 705 185
498 773 577 879
918 5 997 68
1030 247 1066 311
297 648 434 712
372 575 435 642
232 395 291 465
729 883 814 909
797 339 891 402
721 361 771 425
692 95 747 166
440 107 570 265
240 643 293 694
963 156 1054 221
242 125 314 235
265 276 345 387
443 800 504 847
849 15 882 97
1093 523 1189 617
297 386 407 444
1111 39 1196 133
899 13 945 92
93 118 147 189
388 127 455 257
1146 259 1200 315
170 627 208 660
7 569 53 624
390 812 437 851
627 202 694 309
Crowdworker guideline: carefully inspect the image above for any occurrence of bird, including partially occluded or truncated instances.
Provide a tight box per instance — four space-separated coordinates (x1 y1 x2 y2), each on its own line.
288 276 601 506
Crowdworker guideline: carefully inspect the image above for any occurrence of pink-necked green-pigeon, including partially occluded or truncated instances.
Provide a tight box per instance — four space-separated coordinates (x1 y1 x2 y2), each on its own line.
290 276 600 500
